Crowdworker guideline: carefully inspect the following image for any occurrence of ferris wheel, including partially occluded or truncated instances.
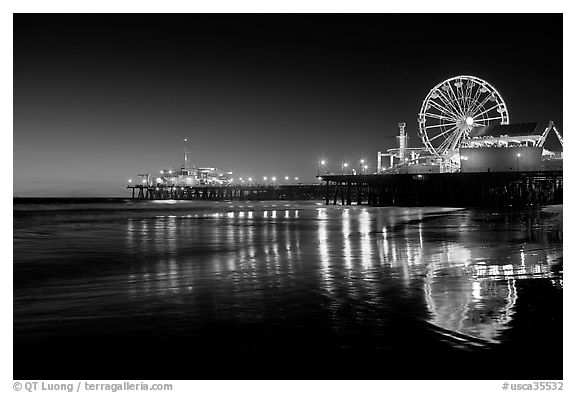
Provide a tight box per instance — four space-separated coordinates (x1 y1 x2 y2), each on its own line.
418 75 509 157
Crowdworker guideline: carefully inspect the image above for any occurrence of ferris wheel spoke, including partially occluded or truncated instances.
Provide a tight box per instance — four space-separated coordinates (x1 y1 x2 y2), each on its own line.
454 81 464 110
427 100 460 120
467 94 494 116
423 122 458 129
458 81 470 113
458 85 468 113
443 127 464 152
447 83 466 116
438 131 458 154
449 128 467 152
470 104 500 119
439 85 462 116
472 116 506 126
465 97 483 116
476 116 505 122
428 125 459 142
465 82 479 113
469 84 484 111
423 110 457 122
435 90 464 118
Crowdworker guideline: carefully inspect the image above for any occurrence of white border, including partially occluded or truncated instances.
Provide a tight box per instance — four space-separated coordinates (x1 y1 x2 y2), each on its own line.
4 2 573 392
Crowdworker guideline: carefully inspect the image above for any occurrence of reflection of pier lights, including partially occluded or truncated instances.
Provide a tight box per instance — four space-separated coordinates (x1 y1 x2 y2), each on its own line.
424 271 518 343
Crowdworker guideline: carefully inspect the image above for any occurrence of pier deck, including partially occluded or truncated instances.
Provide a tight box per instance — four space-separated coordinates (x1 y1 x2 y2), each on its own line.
127 171 562 207
320 171 562 207
126 184 324 201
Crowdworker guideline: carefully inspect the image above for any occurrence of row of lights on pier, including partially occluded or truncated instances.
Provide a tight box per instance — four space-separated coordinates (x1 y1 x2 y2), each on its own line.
127 157 372 186
233 176 300 185
318 158 370 176
127 175 301 185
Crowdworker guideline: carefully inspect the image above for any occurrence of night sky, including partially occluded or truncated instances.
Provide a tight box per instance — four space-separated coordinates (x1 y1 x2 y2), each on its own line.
14 14 563 196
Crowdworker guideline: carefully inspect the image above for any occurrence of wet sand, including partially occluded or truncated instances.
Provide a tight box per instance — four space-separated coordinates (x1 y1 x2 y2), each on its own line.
13 201 563 379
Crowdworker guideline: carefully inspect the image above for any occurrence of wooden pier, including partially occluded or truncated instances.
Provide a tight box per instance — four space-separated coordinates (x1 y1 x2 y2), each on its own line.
127 171 562 207
127 184 325 201
321 171 562 208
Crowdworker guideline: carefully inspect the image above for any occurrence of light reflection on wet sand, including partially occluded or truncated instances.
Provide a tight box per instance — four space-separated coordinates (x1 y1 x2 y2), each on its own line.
13 202 563 378
110 204 564 344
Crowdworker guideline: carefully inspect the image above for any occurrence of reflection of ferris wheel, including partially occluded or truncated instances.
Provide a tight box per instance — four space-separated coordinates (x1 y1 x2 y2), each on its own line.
418 75 509 157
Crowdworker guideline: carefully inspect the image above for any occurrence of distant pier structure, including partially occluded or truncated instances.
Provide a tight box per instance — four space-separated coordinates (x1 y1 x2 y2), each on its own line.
127 184 325 201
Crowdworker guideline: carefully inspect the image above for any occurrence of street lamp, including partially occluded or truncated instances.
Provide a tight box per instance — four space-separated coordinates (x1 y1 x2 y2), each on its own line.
272 176 276 183
363 165 368 173
516 153 521 172
342 162 348 175
318 159 326 176
295 177 299 183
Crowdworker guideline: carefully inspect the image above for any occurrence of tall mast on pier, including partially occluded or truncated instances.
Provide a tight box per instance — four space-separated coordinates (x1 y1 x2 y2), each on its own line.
183 138 191 169
397 122 408 162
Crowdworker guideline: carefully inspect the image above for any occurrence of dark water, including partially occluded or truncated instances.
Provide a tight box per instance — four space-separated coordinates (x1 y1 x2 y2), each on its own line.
13 200 563 379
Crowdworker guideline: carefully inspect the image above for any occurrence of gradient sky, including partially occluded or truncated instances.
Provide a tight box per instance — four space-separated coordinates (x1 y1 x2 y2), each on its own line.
14 14 563 196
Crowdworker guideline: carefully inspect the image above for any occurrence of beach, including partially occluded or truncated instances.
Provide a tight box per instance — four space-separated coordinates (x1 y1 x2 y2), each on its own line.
13 200 563 379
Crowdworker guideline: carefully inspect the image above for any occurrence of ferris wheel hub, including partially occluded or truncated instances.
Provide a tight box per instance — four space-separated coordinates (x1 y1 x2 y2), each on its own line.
465 117 474 126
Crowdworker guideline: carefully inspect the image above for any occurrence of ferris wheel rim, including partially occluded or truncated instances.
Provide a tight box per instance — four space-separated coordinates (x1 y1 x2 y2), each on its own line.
418 75 510 158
